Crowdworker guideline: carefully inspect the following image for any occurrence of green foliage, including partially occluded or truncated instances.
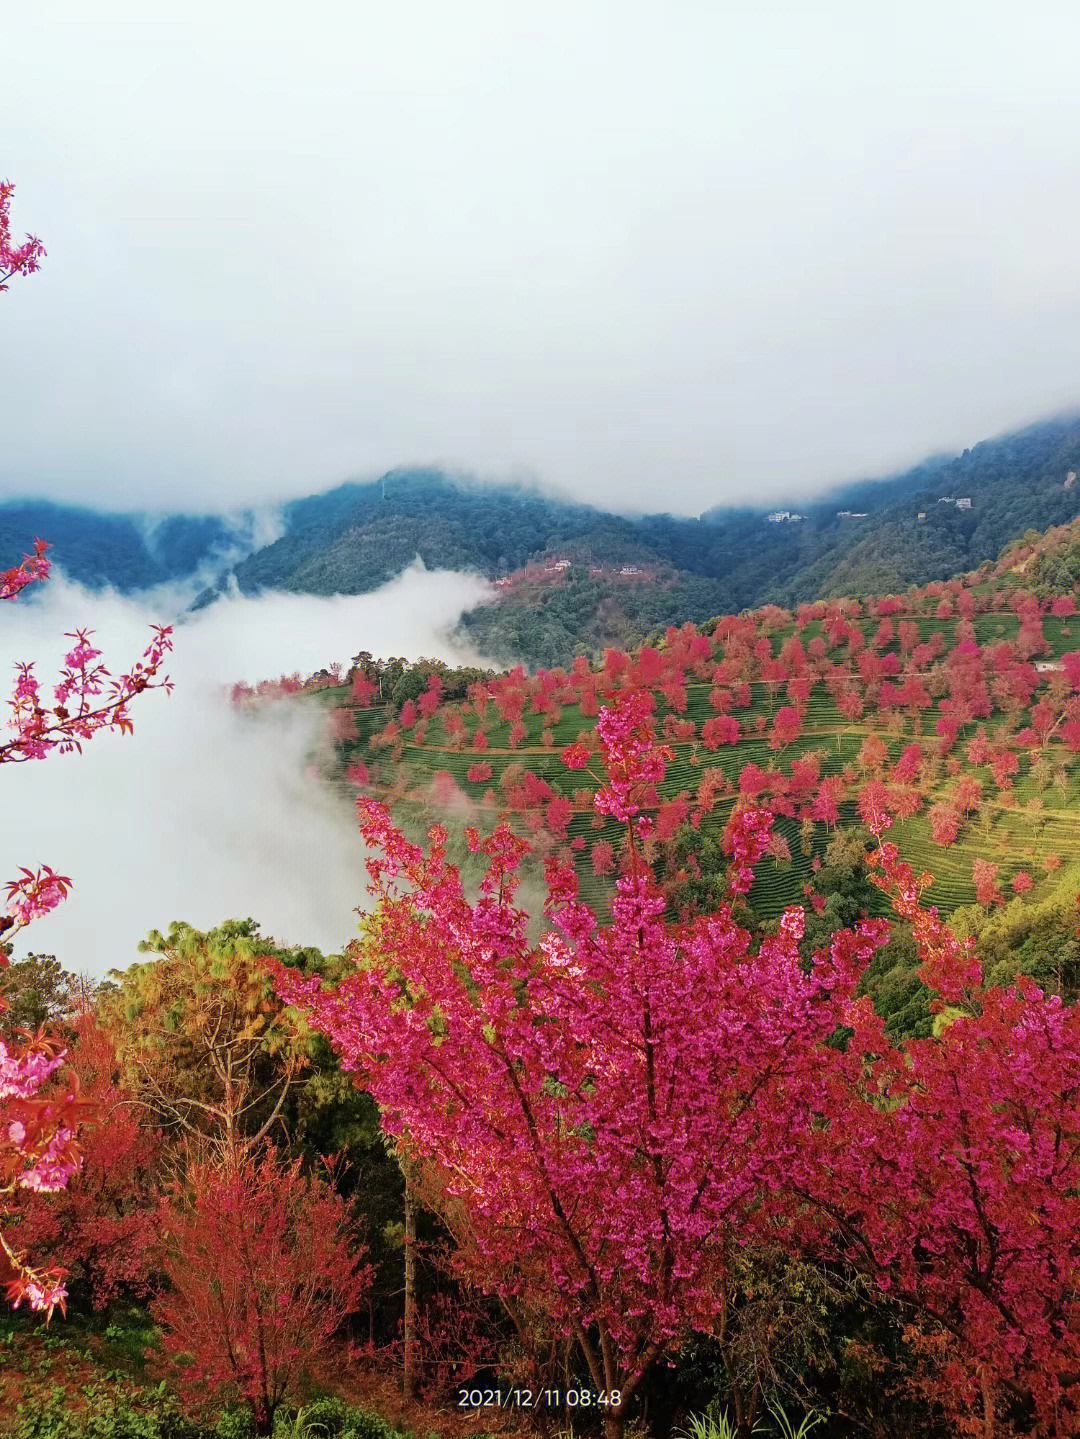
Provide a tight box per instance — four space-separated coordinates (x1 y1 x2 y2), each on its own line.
103 918 331 1145
952 885 1080 999
230 471 661 601
9 418 1080 670
0 954 84 1034
4 1392 408 1439
270 1400 406 1439
8 1387 210 1439
0 504 238 591
674 1409 751 1439
100 1311 161 1370
859 926 934 1039
664 1249 860 1435
351 656 495 709
765 1401 822 1439
673 1401 822 1439
459 569 731 669
209 1416 252 1439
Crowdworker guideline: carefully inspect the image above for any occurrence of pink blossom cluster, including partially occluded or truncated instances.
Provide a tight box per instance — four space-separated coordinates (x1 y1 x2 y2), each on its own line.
4 865 73 928
720 804 773 895
0 538 50 601
796 843 1080 1421
0 1042 66 1100
591 689 672 823
0 523 171 1317
0 1024 82 1316
5 623 173 764
17 1126 78 1193
0 181 46 291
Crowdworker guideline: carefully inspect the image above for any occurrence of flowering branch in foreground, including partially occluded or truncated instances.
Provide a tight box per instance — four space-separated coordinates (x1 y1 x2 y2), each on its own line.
0 181 46 292
0 528 173 1316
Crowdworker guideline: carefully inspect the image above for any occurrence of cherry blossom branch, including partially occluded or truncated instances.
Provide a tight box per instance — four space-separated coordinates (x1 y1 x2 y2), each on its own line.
0 181 46 294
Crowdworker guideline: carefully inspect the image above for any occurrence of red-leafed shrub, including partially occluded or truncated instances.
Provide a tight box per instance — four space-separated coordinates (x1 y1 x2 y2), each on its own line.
973 857 1005 907
154 1148 369 1434
590 839 616 876
700 715 740 750
546 795 574 838
346 760 370 787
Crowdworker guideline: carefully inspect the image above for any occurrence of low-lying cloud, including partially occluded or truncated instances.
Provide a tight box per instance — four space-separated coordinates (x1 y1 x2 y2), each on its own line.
0 563 493 978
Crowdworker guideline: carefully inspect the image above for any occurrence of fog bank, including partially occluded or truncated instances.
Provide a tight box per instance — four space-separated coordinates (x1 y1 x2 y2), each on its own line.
0 563 492 977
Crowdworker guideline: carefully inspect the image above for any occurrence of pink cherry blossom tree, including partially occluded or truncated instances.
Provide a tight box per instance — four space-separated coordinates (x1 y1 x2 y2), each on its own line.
277 693 886 1437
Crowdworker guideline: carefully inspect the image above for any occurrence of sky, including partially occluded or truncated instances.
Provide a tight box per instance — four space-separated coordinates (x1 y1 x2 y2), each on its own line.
0 565 493 975
5 1 1080 516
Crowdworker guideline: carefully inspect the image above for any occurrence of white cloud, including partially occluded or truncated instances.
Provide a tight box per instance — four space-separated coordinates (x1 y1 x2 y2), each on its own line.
4 1 1080 514
0 564 492 977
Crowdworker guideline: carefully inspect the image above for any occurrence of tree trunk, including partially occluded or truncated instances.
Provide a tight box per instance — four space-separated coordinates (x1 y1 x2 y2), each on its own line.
733 1392 750 1439
603 1417 624 1439
981 1371 996 1439
402 1165 418 1399
251 1401 273 1437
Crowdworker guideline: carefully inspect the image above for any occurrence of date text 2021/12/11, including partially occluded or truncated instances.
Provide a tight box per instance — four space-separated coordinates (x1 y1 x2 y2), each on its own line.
456 1388 623 1410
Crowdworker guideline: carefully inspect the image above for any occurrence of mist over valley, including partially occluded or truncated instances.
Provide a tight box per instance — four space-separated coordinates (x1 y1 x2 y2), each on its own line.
0 563 492 977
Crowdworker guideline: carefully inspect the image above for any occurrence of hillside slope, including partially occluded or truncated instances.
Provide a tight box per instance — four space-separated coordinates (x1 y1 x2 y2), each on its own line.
288 519 1080 970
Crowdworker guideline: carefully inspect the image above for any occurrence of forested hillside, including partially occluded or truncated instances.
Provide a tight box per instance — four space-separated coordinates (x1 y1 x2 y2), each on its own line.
228 413 1080 664
5 416 1080 668
0 502 247 589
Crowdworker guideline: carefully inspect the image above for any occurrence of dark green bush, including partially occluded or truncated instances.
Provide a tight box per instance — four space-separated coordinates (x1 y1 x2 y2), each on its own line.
9 1392 208 1439
273 1398 406 1439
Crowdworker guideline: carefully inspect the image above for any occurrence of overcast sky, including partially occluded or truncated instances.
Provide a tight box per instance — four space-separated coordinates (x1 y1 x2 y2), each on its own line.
5 1 1080 517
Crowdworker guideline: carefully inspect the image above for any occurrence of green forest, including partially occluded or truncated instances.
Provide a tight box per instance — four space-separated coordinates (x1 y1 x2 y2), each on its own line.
6 415 1080 671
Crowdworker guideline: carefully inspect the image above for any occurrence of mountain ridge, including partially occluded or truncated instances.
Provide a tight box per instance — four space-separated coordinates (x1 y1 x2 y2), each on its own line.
5 413 1080 667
